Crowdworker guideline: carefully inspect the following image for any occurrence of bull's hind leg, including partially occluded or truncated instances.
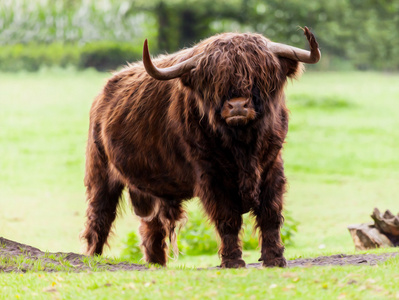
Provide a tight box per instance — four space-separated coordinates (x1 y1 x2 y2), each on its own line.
130 189 184 266
139 216 168 266
83 180 124 255
82 136 124 255
129 189 166 265
254 157 287 267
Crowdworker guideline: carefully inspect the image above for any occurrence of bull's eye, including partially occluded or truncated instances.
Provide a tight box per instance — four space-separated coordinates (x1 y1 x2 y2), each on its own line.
229 89 239 99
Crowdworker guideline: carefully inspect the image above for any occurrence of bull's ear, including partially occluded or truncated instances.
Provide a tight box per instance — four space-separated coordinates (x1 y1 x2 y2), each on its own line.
180 72 195 88
279 57 304 78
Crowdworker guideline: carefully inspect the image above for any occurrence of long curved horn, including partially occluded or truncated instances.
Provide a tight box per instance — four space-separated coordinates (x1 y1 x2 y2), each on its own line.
268 27 321 64
143 39 202 80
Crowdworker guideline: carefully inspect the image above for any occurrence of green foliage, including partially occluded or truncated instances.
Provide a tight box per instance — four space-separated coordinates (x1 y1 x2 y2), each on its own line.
120 232 142 263
0 42 142 72
280 212 298 247
122 209 298 259
78 42 142 71
0 0 154 72
133 0 245 51
132 0 399 71
1 0 398 71
0 0 155 45
0 43 79 72
180 209 298 255
177 210 219 256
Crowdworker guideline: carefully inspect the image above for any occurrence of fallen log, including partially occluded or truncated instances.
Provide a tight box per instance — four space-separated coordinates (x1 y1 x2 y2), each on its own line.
348 208 399 250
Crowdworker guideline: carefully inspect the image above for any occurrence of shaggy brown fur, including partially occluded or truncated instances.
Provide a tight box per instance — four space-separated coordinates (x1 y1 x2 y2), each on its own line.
82 32 305 268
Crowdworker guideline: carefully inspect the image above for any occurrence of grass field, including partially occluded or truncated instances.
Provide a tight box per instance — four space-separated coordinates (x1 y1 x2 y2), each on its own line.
1 69 399 298
1 254 399 299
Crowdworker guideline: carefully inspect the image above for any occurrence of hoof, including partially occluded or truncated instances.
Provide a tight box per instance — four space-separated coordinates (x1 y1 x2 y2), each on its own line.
221 258 246 268
262 257 287 268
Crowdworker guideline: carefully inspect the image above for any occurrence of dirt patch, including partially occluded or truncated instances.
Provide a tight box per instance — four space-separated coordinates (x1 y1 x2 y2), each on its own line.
248 252 399 268
0 237 146 273
1 237 398 272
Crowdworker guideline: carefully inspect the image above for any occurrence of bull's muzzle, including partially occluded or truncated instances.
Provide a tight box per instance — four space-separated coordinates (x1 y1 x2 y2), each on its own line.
221 97 256 126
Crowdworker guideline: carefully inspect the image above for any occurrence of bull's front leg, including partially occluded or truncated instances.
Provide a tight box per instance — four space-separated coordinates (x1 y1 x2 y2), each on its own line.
214 213 245 268
196 169 245 268
254 157 287 267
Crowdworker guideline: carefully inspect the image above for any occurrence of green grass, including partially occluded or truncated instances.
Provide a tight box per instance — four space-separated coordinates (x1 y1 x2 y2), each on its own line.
1 69 399 298
284 72 399 254
0 68 137 256
0 254 69 273
1 256 399 299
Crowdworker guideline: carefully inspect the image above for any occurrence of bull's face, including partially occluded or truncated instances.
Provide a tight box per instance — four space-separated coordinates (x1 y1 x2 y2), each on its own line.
142 28 320 129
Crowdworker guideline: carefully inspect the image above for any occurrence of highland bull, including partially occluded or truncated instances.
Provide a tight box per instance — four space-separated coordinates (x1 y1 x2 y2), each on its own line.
82 27 320 268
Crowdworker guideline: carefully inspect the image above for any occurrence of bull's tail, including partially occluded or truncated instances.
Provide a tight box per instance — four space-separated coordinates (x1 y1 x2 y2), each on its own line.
168 225 179 260
166 210 187 260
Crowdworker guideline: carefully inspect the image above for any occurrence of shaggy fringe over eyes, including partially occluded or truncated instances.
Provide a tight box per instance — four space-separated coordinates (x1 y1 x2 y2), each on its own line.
191 33 284 108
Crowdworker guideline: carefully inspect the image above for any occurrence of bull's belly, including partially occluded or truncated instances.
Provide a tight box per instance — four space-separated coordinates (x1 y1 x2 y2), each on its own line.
111 156 195 201
103 127 195 200
129 172 194 201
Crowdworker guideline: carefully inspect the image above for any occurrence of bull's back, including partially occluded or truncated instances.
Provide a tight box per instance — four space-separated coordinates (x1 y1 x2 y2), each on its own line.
91 66 194 200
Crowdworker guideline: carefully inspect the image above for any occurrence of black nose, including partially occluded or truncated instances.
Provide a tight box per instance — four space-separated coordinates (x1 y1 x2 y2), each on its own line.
226 97 250 116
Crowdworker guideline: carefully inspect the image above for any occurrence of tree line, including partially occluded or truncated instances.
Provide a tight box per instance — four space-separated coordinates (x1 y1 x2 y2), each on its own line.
135 0 399 71
1 0 398 71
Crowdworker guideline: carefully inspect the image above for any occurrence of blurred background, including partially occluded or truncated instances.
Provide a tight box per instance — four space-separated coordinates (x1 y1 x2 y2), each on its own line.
1 0 399 72
0 0 398 266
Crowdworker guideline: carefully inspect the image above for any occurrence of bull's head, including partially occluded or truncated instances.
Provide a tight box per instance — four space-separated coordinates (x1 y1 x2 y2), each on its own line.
143 27 320 128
